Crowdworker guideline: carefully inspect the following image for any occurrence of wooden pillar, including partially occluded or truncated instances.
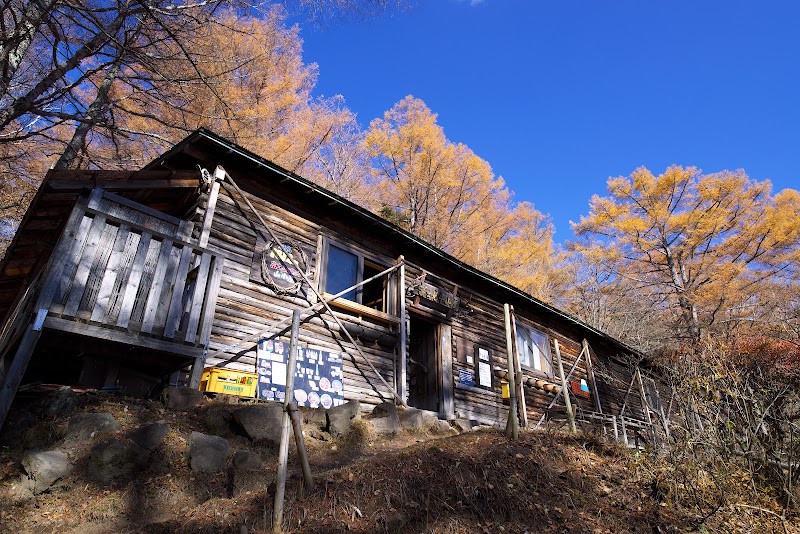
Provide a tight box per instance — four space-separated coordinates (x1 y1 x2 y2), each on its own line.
503 304 518 440
620 415 628 446
273 309 300 533
397 256 407 404
554 339 576 433
439 324 454 419
198 168 223 248
0 327 42 430
582 339 603 414
509 306 527 428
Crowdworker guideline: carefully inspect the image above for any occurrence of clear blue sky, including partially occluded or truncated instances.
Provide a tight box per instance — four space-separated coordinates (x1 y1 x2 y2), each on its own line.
294 1 799 243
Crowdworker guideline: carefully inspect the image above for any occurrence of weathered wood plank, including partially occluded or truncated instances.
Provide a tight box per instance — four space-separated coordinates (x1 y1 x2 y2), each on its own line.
140 238 175 334
184 252 212 344
63 214 108 317
197 257 225 345
116 231 153 329
43 316 202 358
90 224 131 323
163 245 195 339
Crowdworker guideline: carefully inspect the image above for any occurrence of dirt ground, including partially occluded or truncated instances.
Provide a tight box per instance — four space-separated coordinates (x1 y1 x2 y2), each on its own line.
0 390 796 533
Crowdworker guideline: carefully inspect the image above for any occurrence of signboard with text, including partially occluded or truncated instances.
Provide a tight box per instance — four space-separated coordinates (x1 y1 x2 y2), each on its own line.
256 339 345 409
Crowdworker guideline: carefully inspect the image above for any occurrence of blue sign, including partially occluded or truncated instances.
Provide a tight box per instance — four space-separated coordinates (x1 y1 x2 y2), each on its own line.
256 339 345 409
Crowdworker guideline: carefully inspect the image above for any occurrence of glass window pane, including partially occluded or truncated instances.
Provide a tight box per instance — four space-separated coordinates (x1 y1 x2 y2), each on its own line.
326 245 358 301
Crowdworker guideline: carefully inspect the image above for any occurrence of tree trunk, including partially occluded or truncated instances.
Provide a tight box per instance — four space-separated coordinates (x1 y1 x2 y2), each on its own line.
53 62 119 170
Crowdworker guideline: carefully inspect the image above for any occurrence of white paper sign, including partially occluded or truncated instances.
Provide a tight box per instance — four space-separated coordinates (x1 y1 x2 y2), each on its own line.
272 361 287 386
478 361 492 387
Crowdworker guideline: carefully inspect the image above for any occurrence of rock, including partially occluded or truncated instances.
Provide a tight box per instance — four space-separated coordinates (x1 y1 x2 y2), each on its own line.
232 403 283 445
371 402 397 418
233 450 262 469
45 387 78 419
187 431 230 472
431 420 454 434
452 419 476 433
20 450 73 494
127 422 169 454
366 402 401 435
88 438 140 483
0 410 36 448
326 400 361 437
420 411 440 428
162 386 205 411
62 413 121 447
302 407 328 431
397 408 425 431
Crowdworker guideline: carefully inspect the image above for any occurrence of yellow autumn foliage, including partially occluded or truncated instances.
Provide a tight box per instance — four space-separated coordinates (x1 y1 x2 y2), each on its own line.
573 165 800 341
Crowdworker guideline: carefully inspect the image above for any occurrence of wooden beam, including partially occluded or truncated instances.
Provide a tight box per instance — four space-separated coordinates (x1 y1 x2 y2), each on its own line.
509 306 527 428
0 326 42 430
397 256 407 403
503 304 518 441
554 339 577 433
198 180 220 248
439 323 454 419
582 339 603 414
43 316 203 358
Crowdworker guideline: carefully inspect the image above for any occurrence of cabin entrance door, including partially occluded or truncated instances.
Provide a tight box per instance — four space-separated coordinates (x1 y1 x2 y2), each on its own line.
408 315 440 412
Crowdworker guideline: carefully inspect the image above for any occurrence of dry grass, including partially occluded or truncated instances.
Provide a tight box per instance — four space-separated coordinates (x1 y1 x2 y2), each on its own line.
0 391 798 533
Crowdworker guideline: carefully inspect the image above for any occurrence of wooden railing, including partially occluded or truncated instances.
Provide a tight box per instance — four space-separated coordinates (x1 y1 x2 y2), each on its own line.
37 189 223 354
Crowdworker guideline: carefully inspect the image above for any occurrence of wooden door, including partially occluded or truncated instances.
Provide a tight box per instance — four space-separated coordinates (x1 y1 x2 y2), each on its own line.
408 316 439 412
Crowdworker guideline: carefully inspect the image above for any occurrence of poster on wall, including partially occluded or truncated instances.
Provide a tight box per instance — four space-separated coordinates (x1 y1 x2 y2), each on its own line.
256 339 345 409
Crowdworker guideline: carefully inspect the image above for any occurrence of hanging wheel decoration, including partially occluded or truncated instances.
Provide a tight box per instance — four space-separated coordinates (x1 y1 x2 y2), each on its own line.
260 238 309 295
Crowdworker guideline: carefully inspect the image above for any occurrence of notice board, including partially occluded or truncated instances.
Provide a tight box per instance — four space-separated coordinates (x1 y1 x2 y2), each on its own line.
256 338 345 409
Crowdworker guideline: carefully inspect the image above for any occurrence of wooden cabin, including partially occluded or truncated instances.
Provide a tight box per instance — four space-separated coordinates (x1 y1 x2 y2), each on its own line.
0 129 666 445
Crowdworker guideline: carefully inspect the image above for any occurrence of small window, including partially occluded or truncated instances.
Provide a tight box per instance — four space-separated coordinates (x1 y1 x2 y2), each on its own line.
326 244 359 301
474 345 493 389
319 238 391 314
516 324 551 376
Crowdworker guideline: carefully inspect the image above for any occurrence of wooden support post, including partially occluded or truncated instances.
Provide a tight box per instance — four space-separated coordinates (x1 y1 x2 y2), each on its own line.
620 415 628 446
198 171 221 248
397 256 407 404
0 200 89 430
287 403 314 491
554 339 577 433
0 326 41 430
503 304 518 441
439 324 454 419
612 414 619 441
635 368 653 426
273 309 300 533
509 306 527 428
188 352 206 390
582 339 603 414
619 372 637 416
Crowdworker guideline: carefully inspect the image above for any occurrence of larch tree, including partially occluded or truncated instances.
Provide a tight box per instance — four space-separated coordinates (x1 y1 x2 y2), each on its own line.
365 95 559 300
573 166 800 344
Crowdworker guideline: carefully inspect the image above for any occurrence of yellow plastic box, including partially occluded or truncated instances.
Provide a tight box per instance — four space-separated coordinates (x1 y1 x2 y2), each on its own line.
199 368 257 397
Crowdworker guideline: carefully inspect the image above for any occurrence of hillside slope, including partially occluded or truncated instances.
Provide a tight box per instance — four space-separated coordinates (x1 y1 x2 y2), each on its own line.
0 390 795 533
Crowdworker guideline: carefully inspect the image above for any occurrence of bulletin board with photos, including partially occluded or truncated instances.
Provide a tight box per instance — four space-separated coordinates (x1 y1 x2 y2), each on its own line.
460 344 493 390
256 338 345 409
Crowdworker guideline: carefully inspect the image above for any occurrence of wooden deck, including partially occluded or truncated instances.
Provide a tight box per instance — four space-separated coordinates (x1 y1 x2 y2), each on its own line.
39 189 223 353
0 187 224 427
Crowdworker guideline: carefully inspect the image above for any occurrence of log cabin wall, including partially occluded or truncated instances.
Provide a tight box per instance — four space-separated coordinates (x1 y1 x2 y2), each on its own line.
56 129 649 428
197 182 400 408
0 130 656 432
